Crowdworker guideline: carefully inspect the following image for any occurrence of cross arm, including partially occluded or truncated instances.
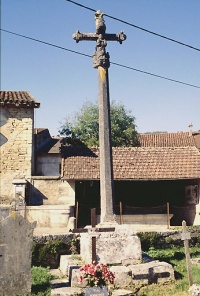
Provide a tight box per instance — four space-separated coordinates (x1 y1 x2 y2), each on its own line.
73 30 126 44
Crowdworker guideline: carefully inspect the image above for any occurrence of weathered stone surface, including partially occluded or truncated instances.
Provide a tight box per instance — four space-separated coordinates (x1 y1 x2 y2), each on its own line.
110 266 132 287
189 284 200 296
51 286 84 296
1 106 34 201
20 205 74 228
60 255 83 281
112 289 134 296
0 206 10 221
0 213 36 295
60 255 71 276
71 269 88 288
51 278 70 289
80 224 141 264
129 260 174 285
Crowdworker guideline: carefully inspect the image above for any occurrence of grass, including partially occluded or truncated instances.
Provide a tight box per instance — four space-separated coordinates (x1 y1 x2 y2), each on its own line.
17 266 54 296
31 266 53 295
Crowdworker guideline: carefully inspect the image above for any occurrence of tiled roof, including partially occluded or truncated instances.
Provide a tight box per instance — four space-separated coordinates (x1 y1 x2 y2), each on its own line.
138 132 196 147
0 91 40 108
36 138 62 154
63 146 200 180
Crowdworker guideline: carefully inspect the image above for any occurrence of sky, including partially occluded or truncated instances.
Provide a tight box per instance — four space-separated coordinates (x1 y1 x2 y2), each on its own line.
1 0 200 136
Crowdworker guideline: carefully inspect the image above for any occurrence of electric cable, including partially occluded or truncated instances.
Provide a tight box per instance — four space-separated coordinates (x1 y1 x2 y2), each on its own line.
1 28 200 89
66 0 200 52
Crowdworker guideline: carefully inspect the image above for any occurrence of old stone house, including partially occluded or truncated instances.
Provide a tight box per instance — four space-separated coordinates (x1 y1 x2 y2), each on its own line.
0 91 40 203
1 91 200 228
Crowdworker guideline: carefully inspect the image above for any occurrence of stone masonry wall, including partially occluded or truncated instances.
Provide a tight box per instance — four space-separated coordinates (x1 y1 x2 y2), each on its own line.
30 178 75 206
0 106 34 201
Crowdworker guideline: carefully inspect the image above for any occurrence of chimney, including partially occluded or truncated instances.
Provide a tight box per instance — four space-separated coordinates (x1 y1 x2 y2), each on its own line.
188 123 193 137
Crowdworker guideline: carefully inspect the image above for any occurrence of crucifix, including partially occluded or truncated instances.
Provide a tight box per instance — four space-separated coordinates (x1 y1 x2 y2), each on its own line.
73 10 126 224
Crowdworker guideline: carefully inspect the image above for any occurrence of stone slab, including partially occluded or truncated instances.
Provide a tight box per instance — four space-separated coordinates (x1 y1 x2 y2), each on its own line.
71 269 88 288
112 289 134 296
60 255 83 277
110 266 132 287
129 260 174 285
188 284 200 296
51 287 84 296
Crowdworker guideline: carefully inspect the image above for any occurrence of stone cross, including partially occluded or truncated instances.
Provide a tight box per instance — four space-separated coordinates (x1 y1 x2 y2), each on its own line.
73 10 126 224
181 220 193 286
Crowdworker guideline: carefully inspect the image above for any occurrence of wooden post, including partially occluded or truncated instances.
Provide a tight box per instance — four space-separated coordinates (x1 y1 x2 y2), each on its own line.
167 202 170 229
75 201 79 229
91 208 97 263
120 201 123 224
181 220 193 287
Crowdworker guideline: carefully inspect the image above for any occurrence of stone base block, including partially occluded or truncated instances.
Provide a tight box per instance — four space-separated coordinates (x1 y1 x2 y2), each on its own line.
112 289 134 296
80 224 142 264
71 269 88 288
110 266 132 287
60 255 83 277
51 287 84 296
129 261 174 285
188 284 200 296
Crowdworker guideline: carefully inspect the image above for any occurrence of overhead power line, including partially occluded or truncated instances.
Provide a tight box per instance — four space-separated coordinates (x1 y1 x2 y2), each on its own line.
1 28 200 89
66 0 200 52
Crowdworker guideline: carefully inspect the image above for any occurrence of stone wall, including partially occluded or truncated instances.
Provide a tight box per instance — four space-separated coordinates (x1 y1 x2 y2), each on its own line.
19 205 74 229
0 106 34 201
36 155 61 176
30 177 75 206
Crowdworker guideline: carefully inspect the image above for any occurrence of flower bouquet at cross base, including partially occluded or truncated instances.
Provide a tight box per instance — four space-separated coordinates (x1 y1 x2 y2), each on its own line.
79 262 115 287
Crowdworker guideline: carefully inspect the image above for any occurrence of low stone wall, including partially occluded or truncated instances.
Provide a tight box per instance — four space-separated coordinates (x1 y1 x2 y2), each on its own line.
30 177 75 206
19 205 75 230
97 214 173 226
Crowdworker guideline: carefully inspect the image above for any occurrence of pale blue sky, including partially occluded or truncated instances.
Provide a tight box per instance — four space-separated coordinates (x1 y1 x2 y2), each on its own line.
1 0 200 136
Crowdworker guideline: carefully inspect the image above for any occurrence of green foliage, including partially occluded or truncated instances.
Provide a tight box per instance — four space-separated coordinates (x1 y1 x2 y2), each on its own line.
70 235 80 255
138 232 165 251
138 230 200 252
31 266 53 295
58 100 139 147
32 238 80 268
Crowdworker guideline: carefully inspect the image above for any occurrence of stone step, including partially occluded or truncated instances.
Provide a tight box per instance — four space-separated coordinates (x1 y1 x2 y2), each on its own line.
51 287 134 296
51 287 84 296
112 289 134 296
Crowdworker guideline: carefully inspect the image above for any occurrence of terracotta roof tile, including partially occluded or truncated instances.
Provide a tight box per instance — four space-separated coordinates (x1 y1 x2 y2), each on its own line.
138 132 196 147
0 91 40 108
63 146 200 180
193 132 200 150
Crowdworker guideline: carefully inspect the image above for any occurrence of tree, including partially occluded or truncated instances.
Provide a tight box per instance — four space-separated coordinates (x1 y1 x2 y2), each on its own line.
58 100 139 147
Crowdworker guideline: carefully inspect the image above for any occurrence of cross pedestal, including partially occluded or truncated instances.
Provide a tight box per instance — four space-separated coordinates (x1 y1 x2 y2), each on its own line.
73 208 141 265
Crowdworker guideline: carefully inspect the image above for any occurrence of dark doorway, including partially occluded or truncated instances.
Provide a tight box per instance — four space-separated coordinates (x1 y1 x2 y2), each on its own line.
75 180 100 227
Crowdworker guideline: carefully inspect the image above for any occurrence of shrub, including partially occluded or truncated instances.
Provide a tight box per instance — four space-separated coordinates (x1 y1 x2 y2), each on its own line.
32 237 80 268
138 232 165 251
